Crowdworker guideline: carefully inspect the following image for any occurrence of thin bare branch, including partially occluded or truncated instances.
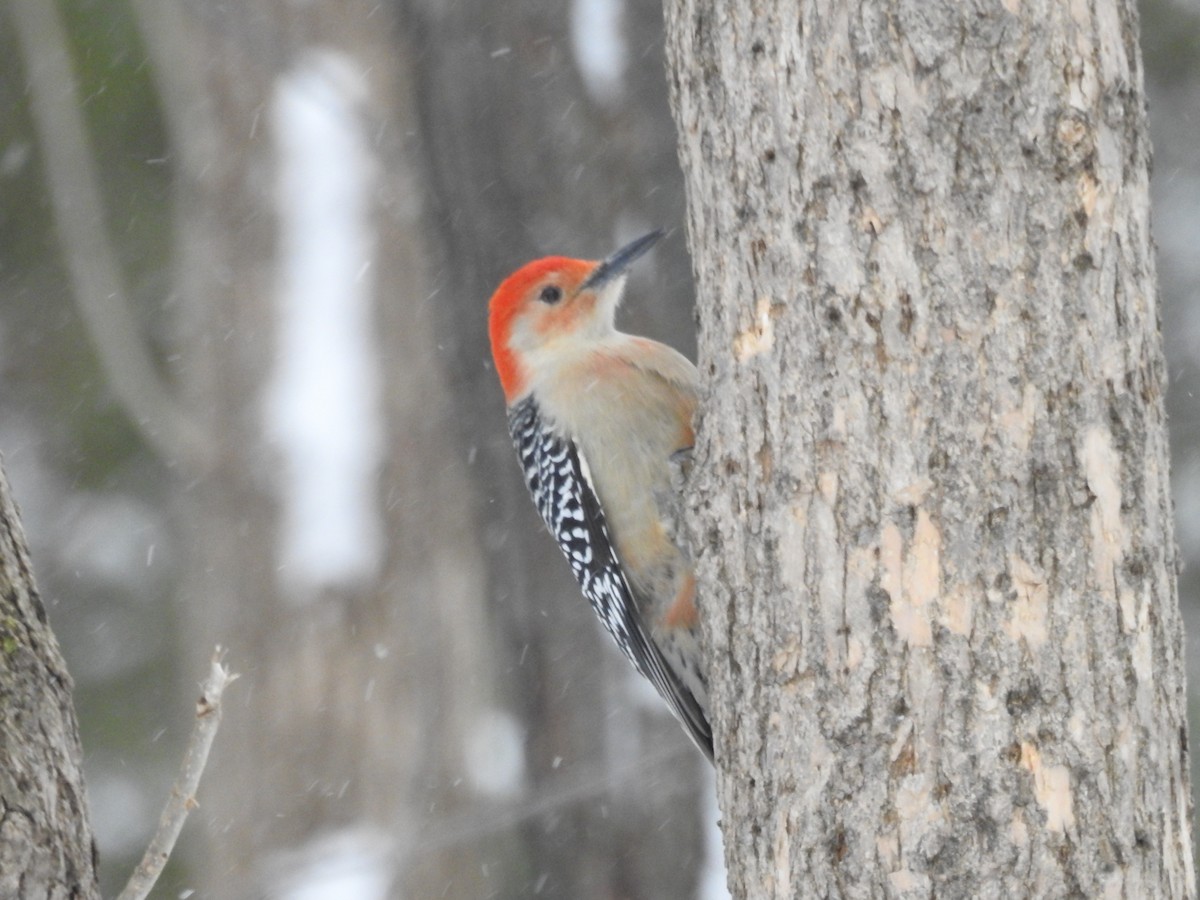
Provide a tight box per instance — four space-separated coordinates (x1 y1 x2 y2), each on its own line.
116 650 237 900
8 0 213 470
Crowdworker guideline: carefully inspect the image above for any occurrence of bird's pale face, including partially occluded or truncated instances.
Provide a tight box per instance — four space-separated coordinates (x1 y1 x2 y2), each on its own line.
488 232 663 402
509 265 625 352
489 257 616 400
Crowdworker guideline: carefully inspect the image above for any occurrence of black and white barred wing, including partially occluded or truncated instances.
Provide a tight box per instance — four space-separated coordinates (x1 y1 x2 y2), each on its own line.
508 397 713 760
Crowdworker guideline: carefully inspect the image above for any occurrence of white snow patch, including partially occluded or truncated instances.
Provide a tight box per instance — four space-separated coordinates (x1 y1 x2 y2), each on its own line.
570 0 627 103
464 708 525 797
269 829 393 900
265 51 384 598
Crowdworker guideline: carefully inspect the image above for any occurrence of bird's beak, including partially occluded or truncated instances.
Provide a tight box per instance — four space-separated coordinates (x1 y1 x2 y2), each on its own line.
579 230 664 292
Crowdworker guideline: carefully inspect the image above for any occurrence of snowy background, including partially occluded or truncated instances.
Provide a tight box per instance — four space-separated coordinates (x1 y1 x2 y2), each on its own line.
1 0 1198 897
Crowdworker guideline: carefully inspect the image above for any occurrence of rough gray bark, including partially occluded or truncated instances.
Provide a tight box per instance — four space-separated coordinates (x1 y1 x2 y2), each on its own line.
665 0 1194 897
0 459 99 899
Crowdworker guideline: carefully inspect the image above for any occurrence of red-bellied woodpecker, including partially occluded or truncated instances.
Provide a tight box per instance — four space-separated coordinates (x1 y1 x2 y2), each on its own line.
488 231 711 761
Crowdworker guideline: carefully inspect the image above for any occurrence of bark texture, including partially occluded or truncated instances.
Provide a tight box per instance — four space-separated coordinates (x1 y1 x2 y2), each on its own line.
664 0 1194 896
0 459 99 898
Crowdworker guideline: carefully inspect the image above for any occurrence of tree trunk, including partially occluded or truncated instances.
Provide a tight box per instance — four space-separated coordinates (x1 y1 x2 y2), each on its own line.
0 459 99 898
665 0 1194 896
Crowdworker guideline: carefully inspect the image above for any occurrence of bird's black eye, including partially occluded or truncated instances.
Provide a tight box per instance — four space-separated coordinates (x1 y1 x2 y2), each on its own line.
539 284 563 305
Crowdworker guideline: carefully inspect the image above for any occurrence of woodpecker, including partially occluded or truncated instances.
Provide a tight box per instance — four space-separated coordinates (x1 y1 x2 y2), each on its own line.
488 231 712 761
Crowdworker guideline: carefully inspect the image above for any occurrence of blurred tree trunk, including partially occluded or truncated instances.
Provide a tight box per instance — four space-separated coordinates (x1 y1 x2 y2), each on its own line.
402 1 709 897
666 0 1193 896
136 2 499 895
0 460 99 899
